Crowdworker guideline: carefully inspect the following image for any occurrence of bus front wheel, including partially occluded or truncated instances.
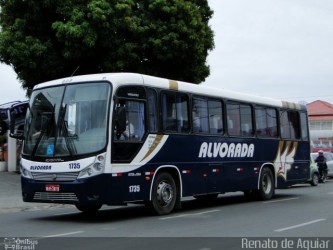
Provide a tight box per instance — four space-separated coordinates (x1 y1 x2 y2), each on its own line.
150 172 177 215
257 168 275 200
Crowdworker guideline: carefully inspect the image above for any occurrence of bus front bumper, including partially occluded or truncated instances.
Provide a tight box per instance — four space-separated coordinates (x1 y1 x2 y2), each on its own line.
21 174 121 205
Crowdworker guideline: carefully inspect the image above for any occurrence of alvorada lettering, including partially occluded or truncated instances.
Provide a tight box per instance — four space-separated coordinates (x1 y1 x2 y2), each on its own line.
198 142 254 158
30 165 52 170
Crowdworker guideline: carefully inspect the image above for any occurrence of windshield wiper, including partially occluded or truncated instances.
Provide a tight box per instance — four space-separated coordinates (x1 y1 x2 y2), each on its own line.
31 107 55 159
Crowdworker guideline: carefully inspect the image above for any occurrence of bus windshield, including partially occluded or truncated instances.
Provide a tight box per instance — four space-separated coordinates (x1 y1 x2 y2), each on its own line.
23 82 111 157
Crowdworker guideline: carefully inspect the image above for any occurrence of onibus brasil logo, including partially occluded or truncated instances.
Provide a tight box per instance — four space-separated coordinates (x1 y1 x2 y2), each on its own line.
4 238 38 250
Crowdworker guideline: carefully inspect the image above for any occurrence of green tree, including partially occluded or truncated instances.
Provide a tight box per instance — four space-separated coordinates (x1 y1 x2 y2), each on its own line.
0 0 214 95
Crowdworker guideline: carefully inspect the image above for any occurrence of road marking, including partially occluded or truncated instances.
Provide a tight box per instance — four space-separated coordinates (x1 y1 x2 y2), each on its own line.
43 231 84 238
274 219 326 232
263 197 299 204
328 192 333 195
160 209 220 220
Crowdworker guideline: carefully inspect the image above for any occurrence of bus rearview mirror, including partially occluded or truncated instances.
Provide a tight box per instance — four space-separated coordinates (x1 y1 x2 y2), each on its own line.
116 106 126 132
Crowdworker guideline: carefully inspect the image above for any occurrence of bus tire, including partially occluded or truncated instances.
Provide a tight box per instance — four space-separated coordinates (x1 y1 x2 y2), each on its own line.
75 204 102 213
310 173 319 186
257 167 275 200
150 172 177 215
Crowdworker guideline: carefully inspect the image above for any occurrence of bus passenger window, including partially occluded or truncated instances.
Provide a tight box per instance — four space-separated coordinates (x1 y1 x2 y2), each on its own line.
148 89 158 132
162 92 189 133
300 112 309 140
280 111 291 139
240 104 253 136
255 107 278 138
227 102 253 137
280 110 300 139
208 100 223 134
192 98 209 133
267 108 278 137
227 103 240 136
255 107 266 136
192 97 223 134
288 111 300 139
114 100 145 141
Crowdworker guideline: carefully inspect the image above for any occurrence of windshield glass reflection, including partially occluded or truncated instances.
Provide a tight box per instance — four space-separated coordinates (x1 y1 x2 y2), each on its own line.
23 82 111 157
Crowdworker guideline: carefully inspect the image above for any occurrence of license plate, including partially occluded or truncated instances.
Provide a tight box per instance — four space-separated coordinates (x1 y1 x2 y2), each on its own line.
46 184 60 192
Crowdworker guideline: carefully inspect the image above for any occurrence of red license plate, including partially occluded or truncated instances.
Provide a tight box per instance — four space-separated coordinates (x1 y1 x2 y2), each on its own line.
46 184 60 192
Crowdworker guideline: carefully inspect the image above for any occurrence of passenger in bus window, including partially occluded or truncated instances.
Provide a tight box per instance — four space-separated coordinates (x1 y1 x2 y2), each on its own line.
122 121 135 140
115 119 135 141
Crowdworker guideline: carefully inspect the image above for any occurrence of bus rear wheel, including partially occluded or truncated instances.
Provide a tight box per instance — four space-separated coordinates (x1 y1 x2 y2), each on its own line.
150 172 177 215
257 168 275 200
75 204 102 213
310 173 319 186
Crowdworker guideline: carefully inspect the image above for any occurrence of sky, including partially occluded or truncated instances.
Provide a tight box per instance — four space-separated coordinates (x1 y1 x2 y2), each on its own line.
203 0 333 104
1 0 333 104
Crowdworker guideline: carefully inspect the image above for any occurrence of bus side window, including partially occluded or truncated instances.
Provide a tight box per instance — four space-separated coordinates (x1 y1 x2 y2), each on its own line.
208 100 223 134
267 108 278 137
240 104 253 136
280 111 290 139
280 110 300 140
255 106 278 138
226 103 240 136
227 102 253 137
300 112 309 140
192 97 209 133
161 92 189 133
162 93 176 131
192 97 223 135
114 100 145 141
289 111 301 139
148 88 158 132
255 107 266 136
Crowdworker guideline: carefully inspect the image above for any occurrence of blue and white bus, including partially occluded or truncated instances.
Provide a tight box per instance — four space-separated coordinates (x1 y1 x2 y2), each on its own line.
11 73 310 215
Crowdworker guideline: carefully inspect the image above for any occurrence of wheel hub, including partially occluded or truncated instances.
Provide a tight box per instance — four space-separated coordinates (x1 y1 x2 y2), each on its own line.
157 181 173 206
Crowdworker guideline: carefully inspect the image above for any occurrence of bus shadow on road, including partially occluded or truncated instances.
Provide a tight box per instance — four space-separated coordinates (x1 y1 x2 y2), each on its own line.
34 190 301 223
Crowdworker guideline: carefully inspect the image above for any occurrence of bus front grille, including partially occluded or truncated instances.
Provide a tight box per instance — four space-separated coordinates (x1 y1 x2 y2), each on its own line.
31 172 79 182
33 192 79 202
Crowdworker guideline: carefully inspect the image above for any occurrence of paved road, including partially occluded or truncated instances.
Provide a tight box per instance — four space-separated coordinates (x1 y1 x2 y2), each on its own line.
0 172 70 214
0 175 332 250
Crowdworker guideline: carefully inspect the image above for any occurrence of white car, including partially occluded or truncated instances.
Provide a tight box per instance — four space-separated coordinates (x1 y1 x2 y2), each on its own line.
311 152 333 177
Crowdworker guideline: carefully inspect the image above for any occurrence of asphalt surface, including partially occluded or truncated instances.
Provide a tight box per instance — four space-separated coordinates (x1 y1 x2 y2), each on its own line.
0 172 70 214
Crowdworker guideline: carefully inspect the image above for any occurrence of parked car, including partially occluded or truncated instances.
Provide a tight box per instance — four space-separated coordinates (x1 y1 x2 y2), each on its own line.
308 156 319 186
0 101 28 136
311 152 333 178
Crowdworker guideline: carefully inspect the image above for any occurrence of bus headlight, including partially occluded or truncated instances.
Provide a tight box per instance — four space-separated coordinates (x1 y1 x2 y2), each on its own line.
77 154 106 179
93 162 103 171
21 165 33 179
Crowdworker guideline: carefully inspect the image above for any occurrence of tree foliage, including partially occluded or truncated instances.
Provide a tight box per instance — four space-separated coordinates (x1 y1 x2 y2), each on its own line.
0 0 214 95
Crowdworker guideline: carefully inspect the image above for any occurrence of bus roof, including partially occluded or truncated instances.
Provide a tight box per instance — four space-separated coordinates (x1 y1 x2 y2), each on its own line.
33 72 306 111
